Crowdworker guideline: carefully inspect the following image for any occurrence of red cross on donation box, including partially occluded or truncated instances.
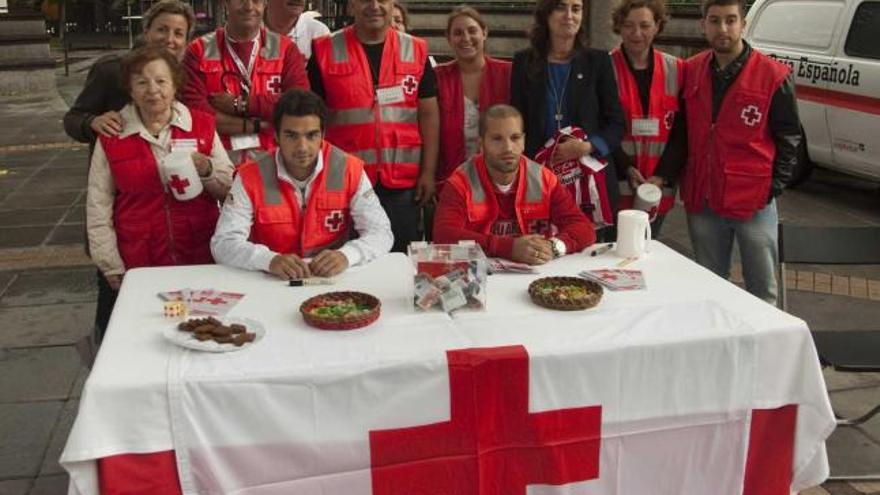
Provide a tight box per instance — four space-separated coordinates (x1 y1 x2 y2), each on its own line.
370 345 602 495
168 175 191 195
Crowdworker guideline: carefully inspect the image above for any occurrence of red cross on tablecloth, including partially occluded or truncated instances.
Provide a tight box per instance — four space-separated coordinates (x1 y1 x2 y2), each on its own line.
267 75 282 94
740 105 762 127
370 345 602 495
324 210 345 232
401 75 418 96
168 175 191 196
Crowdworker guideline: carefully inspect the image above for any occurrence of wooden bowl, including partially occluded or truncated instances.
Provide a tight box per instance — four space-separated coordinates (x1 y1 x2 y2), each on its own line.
300 291 381 330
528 276 603 311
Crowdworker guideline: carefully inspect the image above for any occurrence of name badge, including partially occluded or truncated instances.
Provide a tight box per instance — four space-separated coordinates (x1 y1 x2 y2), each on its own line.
631 118 660 137
376 85 406 105
230 133 260 151
171 138 198 153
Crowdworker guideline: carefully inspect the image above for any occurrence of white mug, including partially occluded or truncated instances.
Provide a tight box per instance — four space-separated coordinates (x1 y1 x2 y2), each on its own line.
160 149 203 201
616 209 651 258
633 183 662 221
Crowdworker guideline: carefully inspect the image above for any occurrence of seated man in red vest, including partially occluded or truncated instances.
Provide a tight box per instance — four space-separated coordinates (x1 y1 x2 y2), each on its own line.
211 89 393 279
434 105 596 265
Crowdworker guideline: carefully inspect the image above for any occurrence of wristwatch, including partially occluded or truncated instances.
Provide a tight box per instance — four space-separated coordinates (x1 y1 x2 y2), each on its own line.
549 237 566 258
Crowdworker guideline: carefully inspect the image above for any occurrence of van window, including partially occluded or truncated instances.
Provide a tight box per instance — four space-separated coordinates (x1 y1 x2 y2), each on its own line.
844 1 880 60
750 0 843 51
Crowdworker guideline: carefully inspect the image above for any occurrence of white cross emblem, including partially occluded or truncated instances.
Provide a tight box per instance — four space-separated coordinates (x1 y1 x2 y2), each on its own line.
401 75 419 96
323 210 345 232
740 105 762 127
266 75 282 94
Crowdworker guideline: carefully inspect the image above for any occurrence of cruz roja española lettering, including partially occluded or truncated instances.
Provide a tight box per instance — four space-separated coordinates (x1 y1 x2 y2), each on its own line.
769 54 861 87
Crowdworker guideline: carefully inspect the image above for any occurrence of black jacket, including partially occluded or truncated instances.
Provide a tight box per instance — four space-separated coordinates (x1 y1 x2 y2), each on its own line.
63 54 129 148
510 48 626 211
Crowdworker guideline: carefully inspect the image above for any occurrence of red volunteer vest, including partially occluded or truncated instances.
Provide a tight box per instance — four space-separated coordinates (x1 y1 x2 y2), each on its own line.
190 27 289 153
682 49 789 220
435 56 512 185
447 154 554 236
312 27 427 189
100 108 219 270
238 142 362 257
611 47 682 215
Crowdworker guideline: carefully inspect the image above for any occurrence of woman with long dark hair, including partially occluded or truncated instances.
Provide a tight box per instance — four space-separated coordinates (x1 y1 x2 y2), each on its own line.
511 0 624 239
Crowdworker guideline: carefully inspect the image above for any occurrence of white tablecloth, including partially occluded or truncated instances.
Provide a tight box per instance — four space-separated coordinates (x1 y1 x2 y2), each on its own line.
61 242 835 494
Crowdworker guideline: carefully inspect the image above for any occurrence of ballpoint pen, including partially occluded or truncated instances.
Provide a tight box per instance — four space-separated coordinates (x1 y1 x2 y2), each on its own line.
590 243 613 257
289 277 335 287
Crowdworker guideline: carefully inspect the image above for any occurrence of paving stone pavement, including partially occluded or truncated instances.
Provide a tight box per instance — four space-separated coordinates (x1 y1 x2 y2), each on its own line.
1 48 878 495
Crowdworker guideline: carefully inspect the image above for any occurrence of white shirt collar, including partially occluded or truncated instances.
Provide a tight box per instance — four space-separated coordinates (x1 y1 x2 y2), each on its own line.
119 101 193 139
274 147 324 186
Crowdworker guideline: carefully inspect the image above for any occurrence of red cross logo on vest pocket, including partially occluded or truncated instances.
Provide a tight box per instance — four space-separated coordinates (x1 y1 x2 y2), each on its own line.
664 110 675 130
266 75 282 94
401 75 419 96
370 345 602 495
323 210 345 232
740 105 762 127
168 175 190 195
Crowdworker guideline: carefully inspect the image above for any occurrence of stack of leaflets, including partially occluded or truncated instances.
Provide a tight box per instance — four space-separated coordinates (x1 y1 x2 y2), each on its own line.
157 289 245 316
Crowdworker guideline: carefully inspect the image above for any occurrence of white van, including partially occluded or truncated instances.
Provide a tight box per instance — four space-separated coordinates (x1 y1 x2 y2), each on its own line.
745 0 880 183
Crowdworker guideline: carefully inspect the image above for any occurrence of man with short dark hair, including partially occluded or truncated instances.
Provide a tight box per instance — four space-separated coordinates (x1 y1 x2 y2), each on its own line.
309 0 440 253
211 89 393 280
674 0 801 304
433 105 595 265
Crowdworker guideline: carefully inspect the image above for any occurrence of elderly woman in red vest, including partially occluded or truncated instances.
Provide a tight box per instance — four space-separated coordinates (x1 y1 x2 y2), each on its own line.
435 6 512 187
87 47 233 343
610 0 685 236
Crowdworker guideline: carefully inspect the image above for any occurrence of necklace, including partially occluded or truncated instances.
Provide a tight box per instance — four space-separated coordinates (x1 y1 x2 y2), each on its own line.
547 61 572 130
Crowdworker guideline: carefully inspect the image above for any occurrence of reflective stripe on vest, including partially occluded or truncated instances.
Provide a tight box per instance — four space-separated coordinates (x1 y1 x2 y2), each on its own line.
660 52 679 97
330 30 348 63
353 148 421 166
524 159 543 203
203 32 220 60
620 140 667 158
328 30 414 63
261 30 281 60
461 158 543 205
398 32 414 63
325 145 348 191
254 152 281 204
254 147 348 201
328 107 418 126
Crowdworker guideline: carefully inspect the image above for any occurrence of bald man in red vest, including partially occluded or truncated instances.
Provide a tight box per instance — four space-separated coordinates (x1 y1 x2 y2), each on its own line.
434 105 595 265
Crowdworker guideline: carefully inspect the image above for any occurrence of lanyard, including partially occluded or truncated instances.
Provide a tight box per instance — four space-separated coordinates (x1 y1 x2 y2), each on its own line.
224 31 260 95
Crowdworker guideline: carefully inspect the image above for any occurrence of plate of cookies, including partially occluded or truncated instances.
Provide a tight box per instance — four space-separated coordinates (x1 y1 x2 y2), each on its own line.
163 316 265 352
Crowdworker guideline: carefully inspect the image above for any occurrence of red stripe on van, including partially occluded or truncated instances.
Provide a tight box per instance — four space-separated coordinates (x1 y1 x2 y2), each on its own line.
796 85 880 116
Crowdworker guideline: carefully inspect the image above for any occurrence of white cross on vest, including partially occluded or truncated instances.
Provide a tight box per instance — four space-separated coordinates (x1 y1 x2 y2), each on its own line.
324 210 345 232
740 105 762 127
267 75 282 94
401 75 418 96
